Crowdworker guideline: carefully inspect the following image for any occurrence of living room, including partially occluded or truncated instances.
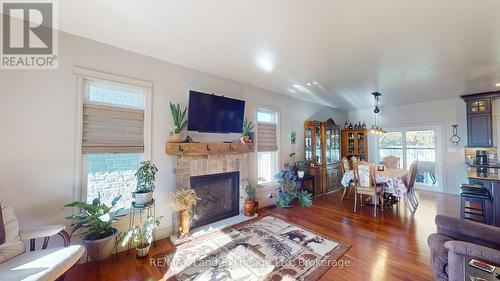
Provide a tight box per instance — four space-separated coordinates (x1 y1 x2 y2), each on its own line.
1 1 499 281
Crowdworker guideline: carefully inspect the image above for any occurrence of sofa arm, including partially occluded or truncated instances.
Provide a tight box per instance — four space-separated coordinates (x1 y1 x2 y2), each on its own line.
445 240 500 281
436 215 500 248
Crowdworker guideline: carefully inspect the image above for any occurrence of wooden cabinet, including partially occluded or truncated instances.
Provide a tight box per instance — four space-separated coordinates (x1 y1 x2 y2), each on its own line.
341 129 368 161
304 119 341 195
461 93 496 147
465 98 492 147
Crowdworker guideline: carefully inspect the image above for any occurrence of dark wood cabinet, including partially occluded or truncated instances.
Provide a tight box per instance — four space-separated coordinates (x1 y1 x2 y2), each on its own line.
467 113 492 147
464 97 493 147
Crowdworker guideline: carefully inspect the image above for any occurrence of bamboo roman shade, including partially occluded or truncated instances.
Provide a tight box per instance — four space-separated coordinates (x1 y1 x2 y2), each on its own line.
82 104 144 154
257 122 278 152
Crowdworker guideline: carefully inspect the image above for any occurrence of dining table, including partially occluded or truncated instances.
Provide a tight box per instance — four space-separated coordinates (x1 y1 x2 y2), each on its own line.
341 168 409 197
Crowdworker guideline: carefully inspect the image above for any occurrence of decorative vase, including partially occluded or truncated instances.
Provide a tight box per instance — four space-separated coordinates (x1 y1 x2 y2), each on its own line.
135 243 151 258
244 199 255 216
242 136 250 143
170 133 182 143
178 210 190 238
298 171 305 178
82 228 117 261
133 191 153 205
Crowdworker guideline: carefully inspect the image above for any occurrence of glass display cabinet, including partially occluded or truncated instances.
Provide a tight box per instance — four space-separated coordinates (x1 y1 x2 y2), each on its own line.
341 129 368 161
304 119 341 195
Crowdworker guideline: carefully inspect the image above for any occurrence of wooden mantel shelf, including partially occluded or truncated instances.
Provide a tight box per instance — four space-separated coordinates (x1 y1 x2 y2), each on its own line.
166 142 254 156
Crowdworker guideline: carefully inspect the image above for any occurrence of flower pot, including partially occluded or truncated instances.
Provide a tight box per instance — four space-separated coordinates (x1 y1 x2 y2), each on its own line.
178 210 190 238
242 136 250 143
244 199 255 216
297 171 305 178
135 243 151 258
134 191 153 205
253 201 259 215
82 228 117 261
170 133 182 143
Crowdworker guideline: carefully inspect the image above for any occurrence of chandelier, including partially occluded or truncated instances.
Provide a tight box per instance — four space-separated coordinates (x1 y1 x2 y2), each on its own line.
370 92 387 135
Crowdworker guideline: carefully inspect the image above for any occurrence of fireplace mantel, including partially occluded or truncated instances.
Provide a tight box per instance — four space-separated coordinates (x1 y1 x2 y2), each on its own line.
166 142 254 156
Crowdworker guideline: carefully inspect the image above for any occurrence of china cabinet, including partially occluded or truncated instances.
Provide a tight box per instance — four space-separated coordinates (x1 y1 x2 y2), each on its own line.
304 118 341 195
341 129 368 161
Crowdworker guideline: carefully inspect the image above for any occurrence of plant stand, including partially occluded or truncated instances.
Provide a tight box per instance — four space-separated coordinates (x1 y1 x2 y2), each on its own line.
127 199 157 256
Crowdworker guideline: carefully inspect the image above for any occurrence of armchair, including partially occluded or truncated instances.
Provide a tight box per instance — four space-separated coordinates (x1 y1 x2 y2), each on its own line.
427 215 500 281
0 200 84 281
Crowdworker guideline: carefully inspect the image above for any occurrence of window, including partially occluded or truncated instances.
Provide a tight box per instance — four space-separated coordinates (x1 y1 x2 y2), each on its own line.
257 108 279 185
379 127 440 189
76 69 151 211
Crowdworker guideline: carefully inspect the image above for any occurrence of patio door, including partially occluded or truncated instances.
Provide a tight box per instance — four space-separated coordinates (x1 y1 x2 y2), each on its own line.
378 124 443 191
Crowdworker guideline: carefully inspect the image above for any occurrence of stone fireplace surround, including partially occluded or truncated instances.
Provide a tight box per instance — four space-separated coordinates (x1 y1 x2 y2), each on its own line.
170 152 257 245
174 153 250 212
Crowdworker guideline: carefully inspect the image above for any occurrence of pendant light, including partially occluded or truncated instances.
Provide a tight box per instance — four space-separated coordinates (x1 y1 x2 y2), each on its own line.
370 92 387 135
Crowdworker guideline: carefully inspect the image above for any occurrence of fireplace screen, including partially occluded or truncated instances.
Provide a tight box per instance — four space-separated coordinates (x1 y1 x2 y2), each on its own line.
190 171 240 228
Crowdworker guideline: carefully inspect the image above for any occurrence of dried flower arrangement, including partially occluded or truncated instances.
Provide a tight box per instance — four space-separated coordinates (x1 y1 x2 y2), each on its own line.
170 189 200 214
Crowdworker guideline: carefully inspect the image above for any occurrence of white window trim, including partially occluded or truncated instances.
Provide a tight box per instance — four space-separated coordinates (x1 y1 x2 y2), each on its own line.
72 66 153 203
374 121 445 192
256 105 281 188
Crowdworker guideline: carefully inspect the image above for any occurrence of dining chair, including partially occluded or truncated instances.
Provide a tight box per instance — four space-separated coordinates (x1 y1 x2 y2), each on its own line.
404 160 419 212
382 155 400 169
353 161 384 217
340 157 353 200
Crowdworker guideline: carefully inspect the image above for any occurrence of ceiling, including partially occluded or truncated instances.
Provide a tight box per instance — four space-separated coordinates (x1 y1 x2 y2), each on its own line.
57 0 500 110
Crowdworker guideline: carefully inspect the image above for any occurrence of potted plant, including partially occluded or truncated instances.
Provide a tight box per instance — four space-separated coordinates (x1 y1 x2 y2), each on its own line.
64 194 124 261
133 161 158 205
169 102 188 143
244 184 257 216
297 161 307 178
275 166 313 208
170 189 200 238
241 117 254 143
117 215 163 258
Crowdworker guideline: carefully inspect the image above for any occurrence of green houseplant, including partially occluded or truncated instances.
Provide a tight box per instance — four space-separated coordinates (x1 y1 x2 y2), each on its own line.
241 117 254 143
64 194 124 261
134 161 158 205
275 166 313 208
169 102 188 143
297 160 307 179
117 215 162 258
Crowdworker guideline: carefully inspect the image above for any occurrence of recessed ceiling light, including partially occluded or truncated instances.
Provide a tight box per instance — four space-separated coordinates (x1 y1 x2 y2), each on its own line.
313 81 319 85
292 84 301 88
255 50 275 73
496 83 500 87
306 82 312 86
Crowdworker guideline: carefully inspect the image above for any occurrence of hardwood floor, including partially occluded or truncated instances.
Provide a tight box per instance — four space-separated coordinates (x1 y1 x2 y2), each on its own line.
66 189 459 281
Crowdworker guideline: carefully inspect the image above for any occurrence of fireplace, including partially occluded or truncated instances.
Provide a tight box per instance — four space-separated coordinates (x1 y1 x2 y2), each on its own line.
190 171 240 228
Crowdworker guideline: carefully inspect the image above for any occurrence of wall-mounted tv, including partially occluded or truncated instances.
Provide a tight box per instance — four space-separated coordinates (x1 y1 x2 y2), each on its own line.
187 90 245 133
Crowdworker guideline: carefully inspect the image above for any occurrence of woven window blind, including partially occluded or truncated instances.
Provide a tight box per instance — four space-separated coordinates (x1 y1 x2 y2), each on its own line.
82 104 144 154
257 122 278 152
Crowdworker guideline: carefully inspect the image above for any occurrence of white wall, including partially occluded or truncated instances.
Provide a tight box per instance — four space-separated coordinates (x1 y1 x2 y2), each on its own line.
348 98 468 195
0 31 346 239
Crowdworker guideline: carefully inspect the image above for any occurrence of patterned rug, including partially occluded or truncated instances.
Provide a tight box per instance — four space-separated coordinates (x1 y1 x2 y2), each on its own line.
155 216 351 280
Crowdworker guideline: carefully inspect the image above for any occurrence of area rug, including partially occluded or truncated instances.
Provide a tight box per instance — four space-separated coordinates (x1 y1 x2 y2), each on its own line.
155 216 351 281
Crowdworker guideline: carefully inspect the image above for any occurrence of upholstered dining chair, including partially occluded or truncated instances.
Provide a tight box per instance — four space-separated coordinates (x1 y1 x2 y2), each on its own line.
403 161 419 212
382 155 400 169
340 157 353 200
353 161 384 217
0 200 84 281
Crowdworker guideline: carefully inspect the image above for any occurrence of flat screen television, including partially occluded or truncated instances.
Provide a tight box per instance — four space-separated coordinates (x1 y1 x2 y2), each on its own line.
187 90 245 133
